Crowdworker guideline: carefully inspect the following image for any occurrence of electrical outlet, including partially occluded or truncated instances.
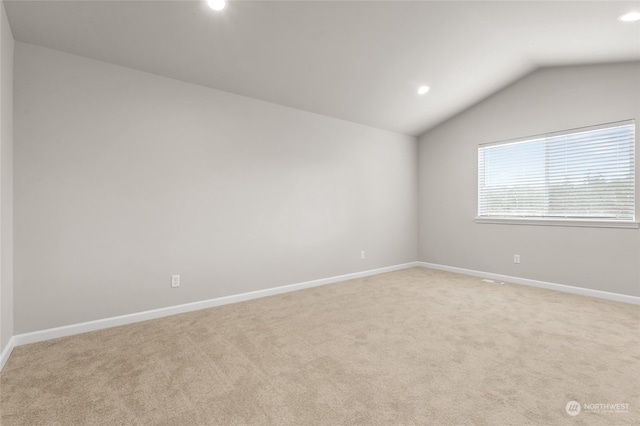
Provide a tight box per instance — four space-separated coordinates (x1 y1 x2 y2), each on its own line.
514 254 521 264
171 275 180 288
361 251 365 260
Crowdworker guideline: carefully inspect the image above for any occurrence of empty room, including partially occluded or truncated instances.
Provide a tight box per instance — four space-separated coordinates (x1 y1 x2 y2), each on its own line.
0 0 639 424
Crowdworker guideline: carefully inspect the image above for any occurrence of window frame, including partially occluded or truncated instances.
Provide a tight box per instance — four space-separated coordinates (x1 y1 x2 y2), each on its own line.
476 120 638 229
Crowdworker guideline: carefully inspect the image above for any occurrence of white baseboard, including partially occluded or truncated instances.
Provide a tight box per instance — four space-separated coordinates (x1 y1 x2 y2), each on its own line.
418 262 640 305
0 336 16 371
5 260 634 372
10 262 421 351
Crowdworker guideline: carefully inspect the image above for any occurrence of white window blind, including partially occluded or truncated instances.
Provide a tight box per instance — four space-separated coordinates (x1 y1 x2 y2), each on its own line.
478 120 636 223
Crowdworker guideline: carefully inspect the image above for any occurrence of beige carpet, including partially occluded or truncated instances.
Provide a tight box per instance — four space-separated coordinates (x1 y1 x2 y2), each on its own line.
1 267 638 425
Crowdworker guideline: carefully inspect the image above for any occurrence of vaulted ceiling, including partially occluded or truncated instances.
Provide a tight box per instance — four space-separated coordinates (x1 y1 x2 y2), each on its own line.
5 0 640 136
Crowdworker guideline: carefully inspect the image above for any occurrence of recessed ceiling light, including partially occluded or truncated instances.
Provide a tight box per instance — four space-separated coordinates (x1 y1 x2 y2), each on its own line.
207 0 227 11
618 11 640 22
417 86 430 95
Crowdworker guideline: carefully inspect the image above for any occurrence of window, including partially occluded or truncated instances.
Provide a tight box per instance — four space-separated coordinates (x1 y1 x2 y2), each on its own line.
477 120 636 228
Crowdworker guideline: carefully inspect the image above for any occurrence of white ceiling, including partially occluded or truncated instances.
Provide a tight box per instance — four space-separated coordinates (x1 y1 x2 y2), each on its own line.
5 0 640 136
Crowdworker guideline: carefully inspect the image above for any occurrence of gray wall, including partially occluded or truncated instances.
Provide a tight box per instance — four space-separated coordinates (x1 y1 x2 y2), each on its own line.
0 2 14 352
14 43 418 334
418 62 640 297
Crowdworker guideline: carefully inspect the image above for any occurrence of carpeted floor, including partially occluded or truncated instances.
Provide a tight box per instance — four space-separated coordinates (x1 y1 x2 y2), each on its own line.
1 267 638 425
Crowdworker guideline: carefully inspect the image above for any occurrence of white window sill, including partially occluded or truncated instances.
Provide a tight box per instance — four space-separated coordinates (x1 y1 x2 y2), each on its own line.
475 217 639 229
